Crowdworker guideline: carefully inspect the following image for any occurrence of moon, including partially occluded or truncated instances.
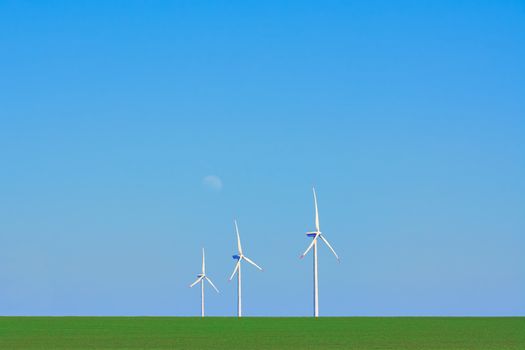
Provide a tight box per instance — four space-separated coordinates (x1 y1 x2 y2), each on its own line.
202 175 223 191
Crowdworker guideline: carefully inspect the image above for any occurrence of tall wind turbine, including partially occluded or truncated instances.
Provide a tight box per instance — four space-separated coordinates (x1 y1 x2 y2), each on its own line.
300 187 340 318
229 220 263 317
189 248 219 317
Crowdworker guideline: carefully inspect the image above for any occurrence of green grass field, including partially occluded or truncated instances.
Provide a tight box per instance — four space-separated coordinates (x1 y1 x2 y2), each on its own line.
0 317 523 349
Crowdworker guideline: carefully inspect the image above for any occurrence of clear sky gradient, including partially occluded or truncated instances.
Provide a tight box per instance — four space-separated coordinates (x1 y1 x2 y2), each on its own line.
0 1 524 316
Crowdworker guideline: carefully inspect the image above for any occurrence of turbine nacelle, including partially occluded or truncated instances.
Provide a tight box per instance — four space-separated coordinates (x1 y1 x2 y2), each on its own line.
306 231 320 237
232 254 241 260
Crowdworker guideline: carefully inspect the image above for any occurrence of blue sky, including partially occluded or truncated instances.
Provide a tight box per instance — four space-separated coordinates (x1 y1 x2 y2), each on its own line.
0 0 524 316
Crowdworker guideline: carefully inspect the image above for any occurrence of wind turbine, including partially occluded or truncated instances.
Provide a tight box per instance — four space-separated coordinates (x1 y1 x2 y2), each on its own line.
300 187 340 318
189 248 219 317
229 220 263 317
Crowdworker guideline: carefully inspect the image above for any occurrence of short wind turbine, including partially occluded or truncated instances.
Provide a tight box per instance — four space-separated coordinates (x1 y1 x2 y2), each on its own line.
229 220 263 317
300 187 340 318
189 248 219 317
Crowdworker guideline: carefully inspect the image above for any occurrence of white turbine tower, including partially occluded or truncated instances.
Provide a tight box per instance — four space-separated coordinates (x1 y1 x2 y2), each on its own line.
300 187 340 318
189 248 219 317
229 220 263 317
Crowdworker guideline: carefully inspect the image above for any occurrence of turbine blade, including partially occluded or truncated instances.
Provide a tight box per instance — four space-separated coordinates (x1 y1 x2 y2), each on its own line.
300 236 317 258
243 256 263 271
205 276 220 293
234 219 243 254
319 234 340 262
229 260 241 281
313 187 320 232
202 248 206 274
189 276 203 288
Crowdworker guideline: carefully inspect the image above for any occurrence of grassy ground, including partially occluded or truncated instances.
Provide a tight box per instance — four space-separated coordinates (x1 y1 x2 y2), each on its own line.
0 317 523 349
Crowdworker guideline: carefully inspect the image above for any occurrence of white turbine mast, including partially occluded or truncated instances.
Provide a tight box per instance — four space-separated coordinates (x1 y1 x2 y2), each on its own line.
229 219 263 317
189 248 219 317
300 187 340 317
